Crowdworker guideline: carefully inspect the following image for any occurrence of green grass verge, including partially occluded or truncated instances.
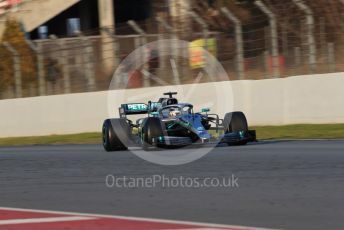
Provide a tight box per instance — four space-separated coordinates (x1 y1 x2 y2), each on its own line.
0 132 101 147
0 124 344 147
252 124 344 140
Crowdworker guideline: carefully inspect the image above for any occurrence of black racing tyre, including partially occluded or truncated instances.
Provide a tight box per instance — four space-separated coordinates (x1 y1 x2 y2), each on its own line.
142 117 164 148
223 112 248 145
102 119 129 151
223 112 248 133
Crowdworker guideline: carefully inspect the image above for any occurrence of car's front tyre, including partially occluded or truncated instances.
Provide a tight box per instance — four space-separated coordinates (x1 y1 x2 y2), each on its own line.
223 112 249 146
141 117 164 149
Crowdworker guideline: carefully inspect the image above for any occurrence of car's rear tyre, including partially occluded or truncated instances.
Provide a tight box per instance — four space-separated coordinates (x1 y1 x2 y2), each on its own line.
142 117 164 149
102 119 129 151
223 112 248 145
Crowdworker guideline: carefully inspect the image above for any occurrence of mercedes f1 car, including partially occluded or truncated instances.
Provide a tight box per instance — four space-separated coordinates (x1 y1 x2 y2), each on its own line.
102 92 256 151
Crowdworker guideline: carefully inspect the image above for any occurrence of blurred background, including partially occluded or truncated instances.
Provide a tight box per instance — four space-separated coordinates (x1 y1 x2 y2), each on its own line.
0 0 343 99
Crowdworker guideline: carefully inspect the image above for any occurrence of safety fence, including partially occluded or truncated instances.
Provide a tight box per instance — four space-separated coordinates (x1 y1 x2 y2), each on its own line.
0 0 343 99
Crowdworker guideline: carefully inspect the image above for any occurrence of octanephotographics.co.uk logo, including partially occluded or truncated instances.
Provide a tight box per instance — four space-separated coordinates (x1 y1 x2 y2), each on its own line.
105 174 239 189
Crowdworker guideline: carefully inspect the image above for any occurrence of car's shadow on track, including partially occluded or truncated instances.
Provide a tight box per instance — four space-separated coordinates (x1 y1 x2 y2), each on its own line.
142 139 317 150
128 139 283 152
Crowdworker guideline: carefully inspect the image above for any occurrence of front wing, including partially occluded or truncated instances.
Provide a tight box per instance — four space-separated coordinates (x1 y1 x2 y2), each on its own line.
151 130 257 147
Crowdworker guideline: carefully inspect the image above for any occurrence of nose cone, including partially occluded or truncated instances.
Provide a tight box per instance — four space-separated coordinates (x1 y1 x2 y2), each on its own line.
200 137 210 143
198 130 211 142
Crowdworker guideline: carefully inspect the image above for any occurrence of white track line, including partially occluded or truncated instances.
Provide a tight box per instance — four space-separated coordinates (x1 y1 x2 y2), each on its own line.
0 207 279 230
0 216 96 225
163 229 237 230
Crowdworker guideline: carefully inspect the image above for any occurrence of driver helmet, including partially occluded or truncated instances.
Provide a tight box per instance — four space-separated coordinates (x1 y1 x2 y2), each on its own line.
169 108 181 117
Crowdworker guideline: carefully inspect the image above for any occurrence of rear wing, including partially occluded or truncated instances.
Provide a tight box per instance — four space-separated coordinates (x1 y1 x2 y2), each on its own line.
119 103 148 117
119 102 162 118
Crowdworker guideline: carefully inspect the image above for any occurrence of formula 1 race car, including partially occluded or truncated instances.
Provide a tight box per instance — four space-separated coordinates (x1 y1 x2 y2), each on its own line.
102 92 256 151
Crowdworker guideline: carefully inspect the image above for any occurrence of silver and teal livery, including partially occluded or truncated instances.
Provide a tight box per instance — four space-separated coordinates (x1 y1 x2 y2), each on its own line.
102 92 256 151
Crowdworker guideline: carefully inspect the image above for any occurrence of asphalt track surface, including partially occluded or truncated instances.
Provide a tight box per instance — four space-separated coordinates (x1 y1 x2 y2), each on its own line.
0 140 344 230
